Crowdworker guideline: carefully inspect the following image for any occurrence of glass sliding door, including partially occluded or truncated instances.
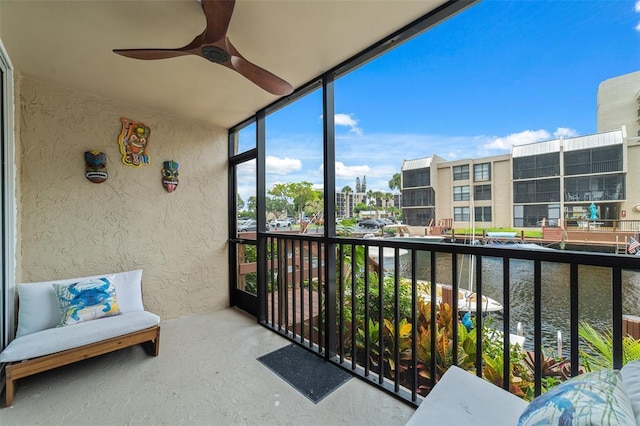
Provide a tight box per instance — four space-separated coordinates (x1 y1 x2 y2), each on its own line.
229 122 259 315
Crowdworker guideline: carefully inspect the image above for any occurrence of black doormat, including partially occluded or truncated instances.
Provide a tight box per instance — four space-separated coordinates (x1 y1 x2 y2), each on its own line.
258 344 352 404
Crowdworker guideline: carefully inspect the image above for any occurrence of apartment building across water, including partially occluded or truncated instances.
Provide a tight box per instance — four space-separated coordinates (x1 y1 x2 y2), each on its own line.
401 70 640 229
401 127 640 229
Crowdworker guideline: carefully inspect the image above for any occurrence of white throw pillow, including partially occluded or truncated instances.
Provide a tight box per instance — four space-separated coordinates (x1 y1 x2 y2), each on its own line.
621 359 640 424
16 269 144 337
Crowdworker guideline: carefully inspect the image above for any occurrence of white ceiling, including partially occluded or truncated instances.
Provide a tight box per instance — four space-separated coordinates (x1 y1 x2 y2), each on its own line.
0 0 451 129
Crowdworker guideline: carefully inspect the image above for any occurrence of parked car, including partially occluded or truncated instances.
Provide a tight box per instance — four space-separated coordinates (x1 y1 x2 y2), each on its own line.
269 219 291 230
238 219 257 232
359 219 383 229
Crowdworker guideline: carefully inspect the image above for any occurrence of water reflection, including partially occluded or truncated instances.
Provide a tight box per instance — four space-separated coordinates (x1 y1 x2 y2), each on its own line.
399 251 640 351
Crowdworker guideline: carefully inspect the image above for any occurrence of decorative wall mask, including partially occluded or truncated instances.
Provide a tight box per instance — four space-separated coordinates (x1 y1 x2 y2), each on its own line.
84 151 108 183
118 117 151 167
162 160 179 193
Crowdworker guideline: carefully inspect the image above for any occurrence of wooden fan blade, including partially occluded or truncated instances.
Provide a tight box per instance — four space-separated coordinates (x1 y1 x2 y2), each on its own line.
201 0 236 43
230 56 293 96
113 49 191 60
227 39 293 96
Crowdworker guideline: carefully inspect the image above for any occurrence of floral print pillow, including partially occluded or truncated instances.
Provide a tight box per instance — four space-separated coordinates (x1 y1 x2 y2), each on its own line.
518 369 636 425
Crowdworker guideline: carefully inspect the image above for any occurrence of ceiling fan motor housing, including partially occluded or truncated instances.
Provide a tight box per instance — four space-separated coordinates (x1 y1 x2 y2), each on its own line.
201 46 229 64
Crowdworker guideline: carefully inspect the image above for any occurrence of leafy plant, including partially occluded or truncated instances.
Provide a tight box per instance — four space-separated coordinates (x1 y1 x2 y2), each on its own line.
578 320 640 371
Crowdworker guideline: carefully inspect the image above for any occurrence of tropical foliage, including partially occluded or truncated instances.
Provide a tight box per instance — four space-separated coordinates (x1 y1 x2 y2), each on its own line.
578 320 640 371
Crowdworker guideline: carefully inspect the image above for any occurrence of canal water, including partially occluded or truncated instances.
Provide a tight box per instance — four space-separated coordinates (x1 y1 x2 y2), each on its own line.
399 251 640 353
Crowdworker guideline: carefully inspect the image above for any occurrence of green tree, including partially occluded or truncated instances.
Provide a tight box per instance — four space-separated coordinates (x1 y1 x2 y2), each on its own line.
366 190 374 207
373 191 383 208
246 196 257 219
383 192 393 210
266 196 291 218
341 185 353 218
353 202 368 215
268 181 319 222
356 177 362 193
237 194 245 211
389 172 401 192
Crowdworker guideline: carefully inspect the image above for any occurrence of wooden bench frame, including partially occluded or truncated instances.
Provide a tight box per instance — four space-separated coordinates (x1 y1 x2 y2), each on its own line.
4 324 160 407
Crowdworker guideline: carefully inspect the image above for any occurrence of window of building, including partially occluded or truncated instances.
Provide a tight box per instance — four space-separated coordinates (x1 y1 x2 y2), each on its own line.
513 178 560 203
402 168 430 188
513 152 560 179
474 206 492 222
403 208 435 226
564 173 625 201
474 184 491 201
453 165 469 180
474 163 491 181
513 204 560 227
453 185 470 201
402 188 435 207
564 145 623 176
454 207 470 222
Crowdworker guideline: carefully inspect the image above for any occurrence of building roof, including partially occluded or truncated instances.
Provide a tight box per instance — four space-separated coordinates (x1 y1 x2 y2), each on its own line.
402 157 433 171
563 129 624 152
512 139 560 157
512 129 624 157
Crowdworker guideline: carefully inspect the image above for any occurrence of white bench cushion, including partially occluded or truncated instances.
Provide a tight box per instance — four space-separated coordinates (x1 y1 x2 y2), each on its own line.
0 311 159 363
406 365 528 426
16 269 144 337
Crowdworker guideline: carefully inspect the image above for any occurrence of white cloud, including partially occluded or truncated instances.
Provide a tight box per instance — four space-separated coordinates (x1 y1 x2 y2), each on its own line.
483 129 551 151
636 21 640 32
335 161 371 178
479 127 580 154
553 127 579 138
334 113 364 136
266 155 302 175
636 0 640 12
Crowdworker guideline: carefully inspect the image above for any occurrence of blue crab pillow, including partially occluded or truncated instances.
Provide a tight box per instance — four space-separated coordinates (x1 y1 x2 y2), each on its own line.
53 278 121 326
518 369 636 425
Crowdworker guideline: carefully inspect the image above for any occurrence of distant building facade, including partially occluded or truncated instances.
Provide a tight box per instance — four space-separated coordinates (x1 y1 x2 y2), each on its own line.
400 69 640 228
401 129 632 228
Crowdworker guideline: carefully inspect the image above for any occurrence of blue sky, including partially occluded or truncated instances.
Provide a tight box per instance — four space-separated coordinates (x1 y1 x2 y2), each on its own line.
254 0 640 202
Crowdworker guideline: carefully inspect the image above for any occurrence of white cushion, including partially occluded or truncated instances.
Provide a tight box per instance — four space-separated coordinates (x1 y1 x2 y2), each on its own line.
621 359 640 424
16 269 144 337
0 311 159 362
406 365 528 426
518 369 636 425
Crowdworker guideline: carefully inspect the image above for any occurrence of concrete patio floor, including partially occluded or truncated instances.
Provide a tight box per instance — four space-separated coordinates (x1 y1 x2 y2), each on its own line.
1 308 415 425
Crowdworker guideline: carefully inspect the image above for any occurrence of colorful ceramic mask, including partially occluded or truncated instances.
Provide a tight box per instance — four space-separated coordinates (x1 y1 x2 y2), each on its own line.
118 117 151 167
162 160 179 193
84 151 108 183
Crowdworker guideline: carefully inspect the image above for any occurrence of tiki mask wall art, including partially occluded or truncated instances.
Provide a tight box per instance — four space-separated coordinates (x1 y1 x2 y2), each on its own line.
117 117 151 167
162 160 179 193
84 151 108 183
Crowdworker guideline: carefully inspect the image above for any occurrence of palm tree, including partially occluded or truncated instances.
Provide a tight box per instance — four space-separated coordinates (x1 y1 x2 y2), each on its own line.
389 172 401 192
366 190 374 207
383 192 393 211
341 185 352 218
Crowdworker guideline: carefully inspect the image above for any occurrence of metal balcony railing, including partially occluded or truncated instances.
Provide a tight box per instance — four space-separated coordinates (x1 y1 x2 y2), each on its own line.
253 234 640 406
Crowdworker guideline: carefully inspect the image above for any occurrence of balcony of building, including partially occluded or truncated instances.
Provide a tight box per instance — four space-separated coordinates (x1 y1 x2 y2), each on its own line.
1 308 415 424
232 233 640 411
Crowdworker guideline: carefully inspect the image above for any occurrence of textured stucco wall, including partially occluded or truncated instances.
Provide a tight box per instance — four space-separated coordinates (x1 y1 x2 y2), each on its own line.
17 76 229 319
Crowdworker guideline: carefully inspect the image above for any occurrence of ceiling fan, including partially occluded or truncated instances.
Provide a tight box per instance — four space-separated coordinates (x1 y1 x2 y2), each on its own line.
113 0 293 96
